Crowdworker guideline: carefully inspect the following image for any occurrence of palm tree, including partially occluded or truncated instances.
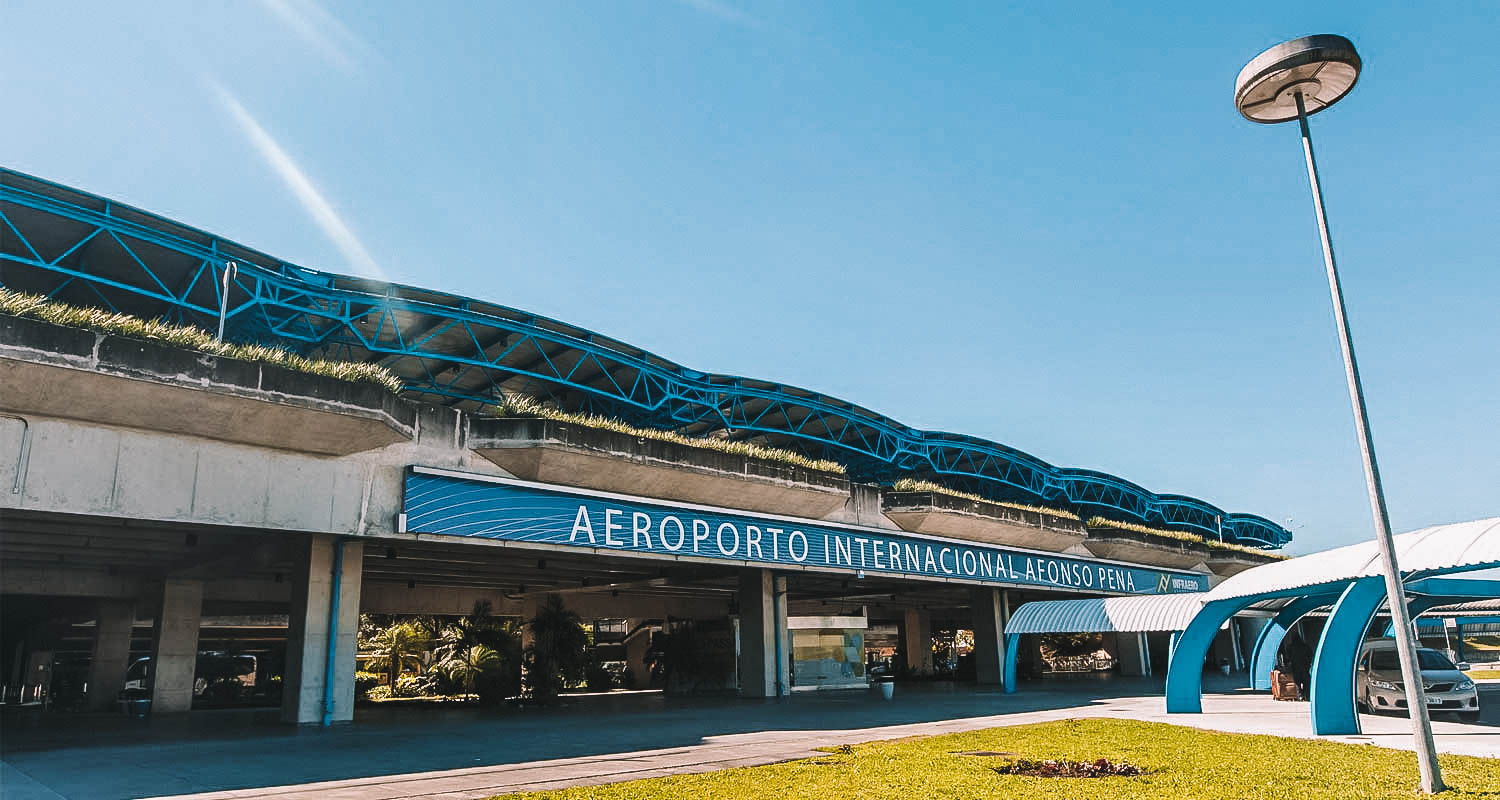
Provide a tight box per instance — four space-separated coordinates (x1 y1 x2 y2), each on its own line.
440 644 503 695
431 601 521 701
525 595 588 702
367 622 425 687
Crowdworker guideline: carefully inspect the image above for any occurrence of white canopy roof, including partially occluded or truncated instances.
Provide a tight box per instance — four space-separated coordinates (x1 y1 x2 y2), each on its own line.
1205 517 1500 603
1006 592 1208 635
1002 518 1500 636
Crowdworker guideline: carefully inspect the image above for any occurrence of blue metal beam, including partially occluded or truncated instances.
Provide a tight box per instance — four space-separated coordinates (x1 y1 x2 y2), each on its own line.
1405 578 1500 599
0 169 1292 547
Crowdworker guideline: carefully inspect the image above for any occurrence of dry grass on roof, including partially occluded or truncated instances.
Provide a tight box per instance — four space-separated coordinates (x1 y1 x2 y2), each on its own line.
0 288 404 393
1086 516 1288 559
888 478 1080 521
491 396 847 474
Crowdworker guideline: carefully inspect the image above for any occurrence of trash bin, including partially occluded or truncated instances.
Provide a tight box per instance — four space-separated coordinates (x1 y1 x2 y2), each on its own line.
875 676 894 700
126 698 151 718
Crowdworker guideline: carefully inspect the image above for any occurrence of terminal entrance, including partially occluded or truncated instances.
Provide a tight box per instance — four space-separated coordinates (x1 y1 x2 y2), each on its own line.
2 510 1202 721
3 468 1233 724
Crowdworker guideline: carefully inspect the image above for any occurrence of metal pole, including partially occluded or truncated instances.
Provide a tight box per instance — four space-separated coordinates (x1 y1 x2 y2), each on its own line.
772 574 786 697
1294 91 1444 793
216 261 238 342
322 537 345 727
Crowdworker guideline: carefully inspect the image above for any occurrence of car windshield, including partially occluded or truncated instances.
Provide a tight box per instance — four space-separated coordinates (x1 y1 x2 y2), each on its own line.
1369 648 1455 671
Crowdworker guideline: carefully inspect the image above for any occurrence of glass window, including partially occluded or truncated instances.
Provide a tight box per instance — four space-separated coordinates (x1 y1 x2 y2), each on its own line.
1369 648 1455 671
790 628 866 688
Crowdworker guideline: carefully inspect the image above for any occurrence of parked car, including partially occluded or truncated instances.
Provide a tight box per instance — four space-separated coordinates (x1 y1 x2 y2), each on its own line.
1356 641 1479 722
122 652 258 701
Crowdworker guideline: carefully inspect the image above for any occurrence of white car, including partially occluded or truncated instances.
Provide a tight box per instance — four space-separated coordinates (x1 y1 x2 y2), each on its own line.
1356 641 1479 723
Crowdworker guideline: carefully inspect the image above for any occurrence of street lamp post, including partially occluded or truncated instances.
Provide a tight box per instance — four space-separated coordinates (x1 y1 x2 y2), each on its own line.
1234 34 1444 794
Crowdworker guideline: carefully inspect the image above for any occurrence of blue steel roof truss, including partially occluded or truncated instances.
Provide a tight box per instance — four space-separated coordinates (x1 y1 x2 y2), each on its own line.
0 170 1290 548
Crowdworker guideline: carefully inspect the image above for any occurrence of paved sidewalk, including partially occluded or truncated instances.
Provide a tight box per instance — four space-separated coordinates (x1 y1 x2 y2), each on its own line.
4 680 1497 800
147 690 1500 800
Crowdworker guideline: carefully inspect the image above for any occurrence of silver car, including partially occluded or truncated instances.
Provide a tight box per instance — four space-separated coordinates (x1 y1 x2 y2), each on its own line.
1356 642 1479 722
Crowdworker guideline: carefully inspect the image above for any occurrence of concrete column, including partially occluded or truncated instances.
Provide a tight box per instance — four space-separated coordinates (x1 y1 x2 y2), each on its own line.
149 578 203 713
1229 619 1245 671
737 569 786 697
1100 632 1121 664
623 619 653 689
1117 632 1149 677
281 536 363 724
86 599 135 710
902 608 932 675
970 587 1005 685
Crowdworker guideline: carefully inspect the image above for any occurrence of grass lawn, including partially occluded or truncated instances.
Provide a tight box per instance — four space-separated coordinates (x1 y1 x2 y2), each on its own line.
493 719 1500 800
1471 670 1500 681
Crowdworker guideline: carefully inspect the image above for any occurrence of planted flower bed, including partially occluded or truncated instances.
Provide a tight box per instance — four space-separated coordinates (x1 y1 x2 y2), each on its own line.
994 757 1144 778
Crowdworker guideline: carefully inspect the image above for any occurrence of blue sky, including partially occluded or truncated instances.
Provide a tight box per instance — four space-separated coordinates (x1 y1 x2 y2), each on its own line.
4 1 1496 553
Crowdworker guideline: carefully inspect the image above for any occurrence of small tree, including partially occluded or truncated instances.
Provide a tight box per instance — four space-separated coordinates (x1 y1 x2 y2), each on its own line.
524 595 588 702
367 622 425 686
441 644 503 694
434 601 520 701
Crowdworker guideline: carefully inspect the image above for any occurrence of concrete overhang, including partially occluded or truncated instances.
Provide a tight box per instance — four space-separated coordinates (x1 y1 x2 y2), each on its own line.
1081 525 1212 571
1204 549 1283 577
0 315 415 455
469 417 851 519
881 491 1087 553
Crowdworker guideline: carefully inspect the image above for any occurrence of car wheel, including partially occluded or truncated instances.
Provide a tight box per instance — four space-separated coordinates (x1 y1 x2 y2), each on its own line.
1358 691 1371 714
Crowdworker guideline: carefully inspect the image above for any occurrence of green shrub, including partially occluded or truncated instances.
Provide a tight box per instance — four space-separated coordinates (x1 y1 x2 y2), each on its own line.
393 674 425 698
584 659 618 691
354 671 382 698
524 595 589 702
365 685 392 702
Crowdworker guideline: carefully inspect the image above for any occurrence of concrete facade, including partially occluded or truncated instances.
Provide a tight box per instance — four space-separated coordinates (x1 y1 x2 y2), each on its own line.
0 322 1260 724
471 418 852 520
0 316 414 460
884 491 1087 553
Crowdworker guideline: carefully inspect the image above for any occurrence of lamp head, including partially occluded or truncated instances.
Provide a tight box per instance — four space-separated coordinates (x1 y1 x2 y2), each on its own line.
1235 34 1361 124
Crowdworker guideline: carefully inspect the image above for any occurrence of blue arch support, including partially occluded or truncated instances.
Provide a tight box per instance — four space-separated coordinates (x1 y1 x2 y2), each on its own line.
1309 577 1386 735
1166 598 1252 713
1003 633 1021 693
1249 593 1338 691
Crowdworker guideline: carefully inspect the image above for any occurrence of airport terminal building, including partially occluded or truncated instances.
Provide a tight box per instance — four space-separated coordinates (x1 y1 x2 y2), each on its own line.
0 168 1293 723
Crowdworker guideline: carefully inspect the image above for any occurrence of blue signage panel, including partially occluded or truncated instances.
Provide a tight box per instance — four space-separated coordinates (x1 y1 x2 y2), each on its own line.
402 468 1210 595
